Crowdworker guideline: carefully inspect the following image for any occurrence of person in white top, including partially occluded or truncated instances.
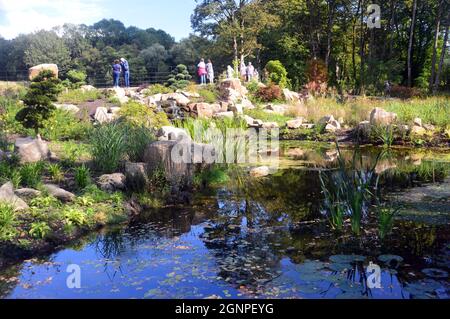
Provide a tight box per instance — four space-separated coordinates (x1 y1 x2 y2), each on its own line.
246 62 255 82
206 59 214 84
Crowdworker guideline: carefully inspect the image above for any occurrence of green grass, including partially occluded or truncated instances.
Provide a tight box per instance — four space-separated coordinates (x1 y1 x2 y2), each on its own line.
58 89 102 104
41 109 92 141
244 108 293 127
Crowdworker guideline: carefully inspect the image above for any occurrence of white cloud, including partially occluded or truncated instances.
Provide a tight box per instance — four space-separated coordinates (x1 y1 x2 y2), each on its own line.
0 0 106 39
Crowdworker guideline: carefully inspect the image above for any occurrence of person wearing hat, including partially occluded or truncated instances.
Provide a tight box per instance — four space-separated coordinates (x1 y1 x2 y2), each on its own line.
120 58 130 88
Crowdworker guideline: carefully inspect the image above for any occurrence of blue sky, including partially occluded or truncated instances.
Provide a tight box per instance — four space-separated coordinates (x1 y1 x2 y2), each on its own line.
0 0 197 40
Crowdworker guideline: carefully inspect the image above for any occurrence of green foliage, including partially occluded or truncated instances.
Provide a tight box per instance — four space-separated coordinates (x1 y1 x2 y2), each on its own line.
198 85 219 103
47 163 64 183
378 205 401 240
15 70 62 134
145 84 174 96
0 98 33 136
244 108 292 127
0 203 17 242
166 64 192 90
121 123 155 162
193 166 229 189
58 88 102 104
29 222 51 239
65 70 87 89
30 196 60 209
265 60 289 89
118 101 170 129
63 207 87 227
90 120 156 173
19 162 44 188
320 144 380 236
91 122 127 173
41 109 92 141
74 164 91 190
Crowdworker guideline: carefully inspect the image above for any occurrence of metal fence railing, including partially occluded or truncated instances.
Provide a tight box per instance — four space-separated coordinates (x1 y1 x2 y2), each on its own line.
0 69 197 88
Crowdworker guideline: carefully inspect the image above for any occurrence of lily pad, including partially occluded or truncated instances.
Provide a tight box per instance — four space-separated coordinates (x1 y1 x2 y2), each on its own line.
328 263 353 273
421 268 449 279
329 255 366 264
378 255 404 267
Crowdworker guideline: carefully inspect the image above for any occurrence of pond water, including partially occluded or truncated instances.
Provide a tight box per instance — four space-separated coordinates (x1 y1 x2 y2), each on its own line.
0 142 449 299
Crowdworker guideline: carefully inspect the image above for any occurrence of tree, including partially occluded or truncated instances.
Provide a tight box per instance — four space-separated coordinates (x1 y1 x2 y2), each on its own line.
429 0 443 92
407 0 418 87
434 24 449 93
15 70 62 135
192 0 279 61
24 30 72 76
140 44 170 72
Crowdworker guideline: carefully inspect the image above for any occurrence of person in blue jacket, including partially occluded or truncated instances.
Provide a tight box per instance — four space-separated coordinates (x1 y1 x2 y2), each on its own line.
120 58 130 88
112 60 122 88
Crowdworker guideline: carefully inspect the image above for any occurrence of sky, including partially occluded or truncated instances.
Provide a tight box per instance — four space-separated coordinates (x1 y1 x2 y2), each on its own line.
0 0 197 40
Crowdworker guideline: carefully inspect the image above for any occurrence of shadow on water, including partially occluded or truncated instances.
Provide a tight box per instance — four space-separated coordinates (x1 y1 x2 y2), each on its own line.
0 142 449 299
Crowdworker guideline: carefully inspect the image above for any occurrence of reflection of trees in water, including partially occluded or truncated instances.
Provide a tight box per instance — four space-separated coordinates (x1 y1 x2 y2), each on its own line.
201 191 294 291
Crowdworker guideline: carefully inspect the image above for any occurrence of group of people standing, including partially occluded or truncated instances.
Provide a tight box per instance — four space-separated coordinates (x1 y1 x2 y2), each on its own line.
197 58 214 85
197 58 259 85
112 58 130 88
226 61 258 82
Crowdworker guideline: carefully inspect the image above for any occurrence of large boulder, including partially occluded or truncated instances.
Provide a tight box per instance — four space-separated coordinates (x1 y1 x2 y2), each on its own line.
370 108 398 126
43 184 75 202
318 115 341 132
110 87 129 104
94 107 113 124
219 78 248 103
286 118 305 129
157 126 191 141
0 182 29 211
55 103 80 114
14 136 50 164
192 103 214 118
15 188 41 200
165 93 191 107
283 89 300 103
97 173 126 193
214 111 235 119
29 64 58 80
250 166 270 178
125 162 149 191
143 141 215 185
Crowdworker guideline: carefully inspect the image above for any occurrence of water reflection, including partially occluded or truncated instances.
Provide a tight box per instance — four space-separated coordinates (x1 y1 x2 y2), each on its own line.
0 143 449 299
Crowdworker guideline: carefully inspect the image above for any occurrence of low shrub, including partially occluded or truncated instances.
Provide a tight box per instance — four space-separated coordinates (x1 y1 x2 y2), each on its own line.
47 163 65 183
40 109 92 141
118 101 170 129
19 162 44 188
256 84 283 103
265 60 289 89
74 164 91 190
389 85 423 99
198 85 219 103
91 122 127 173
29 222 52 239
0 203 17 242
144 84 174 96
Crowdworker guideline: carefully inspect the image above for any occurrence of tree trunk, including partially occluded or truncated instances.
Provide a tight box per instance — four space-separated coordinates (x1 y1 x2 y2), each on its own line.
433 24 449 93
429 0 443 92
359 0 366 95
407 0 418 87
325 0 336 69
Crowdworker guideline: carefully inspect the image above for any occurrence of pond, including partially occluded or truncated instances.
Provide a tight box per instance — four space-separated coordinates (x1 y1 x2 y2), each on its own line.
0 142 449 299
